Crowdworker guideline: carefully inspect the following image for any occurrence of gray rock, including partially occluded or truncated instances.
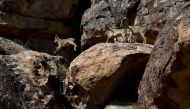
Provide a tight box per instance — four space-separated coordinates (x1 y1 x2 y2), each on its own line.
0 37 28 55
0 0 79 19
0 50 70 109
81 0 141 49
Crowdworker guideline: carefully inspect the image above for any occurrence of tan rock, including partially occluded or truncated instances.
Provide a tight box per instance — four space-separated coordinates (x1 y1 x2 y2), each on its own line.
138 9 190 109
66 43 153 109
0 37 27 55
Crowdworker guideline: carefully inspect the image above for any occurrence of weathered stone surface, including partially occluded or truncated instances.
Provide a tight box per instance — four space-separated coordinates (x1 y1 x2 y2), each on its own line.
0 0 79 19
0 37 28 55
133 0 190 45
0 50 70 109
138 9 190 109
108 0 140 24
0 11 72 37
81 1 114 49
66 43 153 109
0 0 90 37
2 0 190 109
90 0 102 5
135 0 189 32
80 0 141 49
24 37 77 63
105 104 139 109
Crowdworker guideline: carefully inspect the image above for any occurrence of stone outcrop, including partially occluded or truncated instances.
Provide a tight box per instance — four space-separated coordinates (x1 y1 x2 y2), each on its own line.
80 1 114 49
0 0 79 19
80 0 161 50
0 0 88 37
134 0 189 44
0 11 72 37
24 37 77 63
138 9 190 109
104 104 139 109
0 50 69 109
135 0 188 28
66 43 153 109
0 37 28 55
80 0 141 49
1 0 190 109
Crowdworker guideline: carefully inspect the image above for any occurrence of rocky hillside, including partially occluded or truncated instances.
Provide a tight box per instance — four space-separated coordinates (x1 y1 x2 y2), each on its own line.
0 0 190 109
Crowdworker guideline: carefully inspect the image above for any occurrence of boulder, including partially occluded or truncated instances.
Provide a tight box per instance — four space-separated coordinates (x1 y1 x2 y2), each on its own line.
0 11 72 37
104 104 139 109
134 0 190 44
0 50 70 109
66 43 153 109
90 0 102 5
138 9 190 109
81 1 114 49
24 37 77 63
80 0 141 49
107 0 140 24
0 37 28 55
0 0 89 37
0 0 79 19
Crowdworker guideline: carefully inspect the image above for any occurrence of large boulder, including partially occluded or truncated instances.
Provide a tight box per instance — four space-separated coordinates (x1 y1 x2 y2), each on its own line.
135 0 188 27
107 0 140 24
80 0 141 49
24 37 77 63
138 9 190 109
0 0 89 37
0 0 79 19
0 50 70 109
90 0 102 5
134 0 190 43
104 104 139 109
81 1 114 49
66 43 153 109
0 11 72 36
0 37 28 55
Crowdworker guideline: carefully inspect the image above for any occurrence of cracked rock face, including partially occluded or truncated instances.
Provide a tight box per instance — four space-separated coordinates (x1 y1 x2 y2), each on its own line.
0 0 82 37
0 37 28 55
138 9 190 109
80 0 141 49
0 0 79 19
66 43 153 109
0 51 69 109
1 0 190 109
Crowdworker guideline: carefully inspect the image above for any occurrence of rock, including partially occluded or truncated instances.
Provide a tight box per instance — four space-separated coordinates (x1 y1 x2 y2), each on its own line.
0 50 70 109
105 103 139 109
0 37 28 55
0 11 72 37
66 43 153 109
107 0 140 24
81 1 114 49
25 37 77 63
0 0 79 19
0 0 90 37
80 0 141 49
138 9 190 109
90 0 102 5
134 0 189 42
134 0 190 45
